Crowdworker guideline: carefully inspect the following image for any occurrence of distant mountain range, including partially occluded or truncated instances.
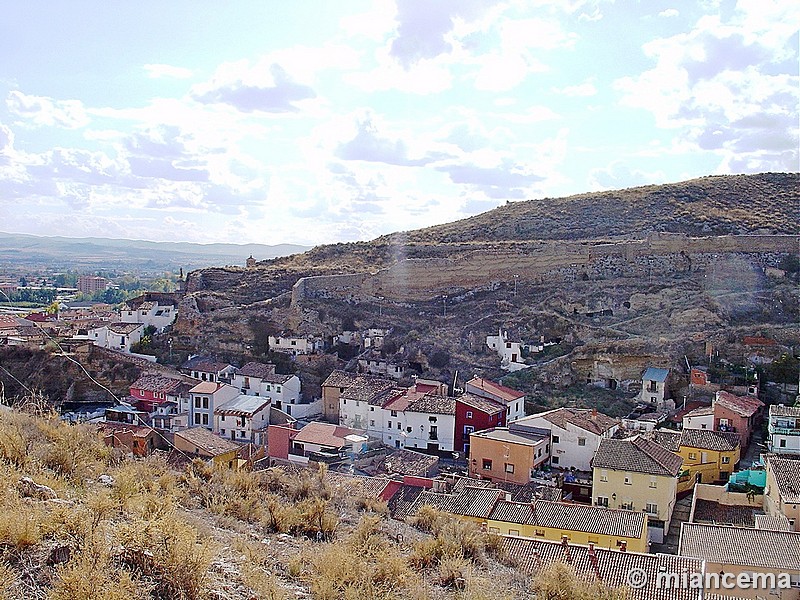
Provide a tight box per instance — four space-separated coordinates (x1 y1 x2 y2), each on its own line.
0 232 309 273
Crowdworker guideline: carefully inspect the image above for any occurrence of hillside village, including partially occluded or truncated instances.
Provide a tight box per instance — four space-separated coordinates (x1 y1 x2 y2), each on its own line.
1 269 799 599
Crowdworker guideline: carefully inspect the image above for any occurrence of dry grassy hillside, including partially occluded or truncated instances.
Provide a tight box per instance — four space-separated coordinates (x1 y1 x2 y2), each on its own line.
0 407 627 600
400 172 799 244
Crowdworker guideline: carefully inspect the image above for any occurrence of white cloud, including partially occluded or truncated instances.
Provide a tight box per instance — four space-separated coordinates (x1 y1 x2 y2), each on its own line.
7 91 90 129
553 79 597 96
143 64 194 79
658 8 680 18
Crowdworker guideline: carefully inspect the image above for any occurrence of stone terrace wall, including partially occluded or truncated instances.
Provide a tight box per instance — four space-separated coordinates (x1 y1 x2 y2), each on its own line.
290 234 799 304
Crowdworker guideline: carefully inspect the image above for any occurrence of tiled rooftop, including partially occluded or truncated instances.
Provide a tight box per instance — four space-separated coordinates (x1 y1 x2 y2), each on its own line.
410 485 502 519
679 522 800 570
679 428 740 452
523 407 618 436
181 355 233 374
692 499 759 527
769 404 800 418
131 374 187 395
766 455 800 503
491 500 647 539
214 395 271 417
456 392 506 415
175 427 239 456
715 390 763 418
593 435 683 476
466 377 524 402
503 536 704 600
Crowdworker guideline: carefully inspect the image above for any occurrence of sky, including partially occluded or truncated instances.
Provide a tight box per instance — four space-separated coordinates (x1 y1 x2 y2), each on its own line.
0 1 797 246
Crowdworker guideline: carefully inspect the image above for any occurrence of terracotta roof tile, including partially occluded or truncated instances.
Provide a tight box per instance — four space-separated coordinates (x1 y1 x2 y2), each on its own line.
679 522 800 570
593 435 683 476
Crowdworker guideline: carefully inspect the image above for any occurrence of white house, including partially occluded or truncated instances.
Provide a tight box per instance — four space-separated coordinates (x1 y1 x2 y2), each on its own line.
378 385 456 453
513 407 619 472
357 350 406 380
268 334 321 355
640 367 673 409
767 404 800 455
682 405 715 430
486 329 526 371
180 356 236 383
120 300 177 332
465 376 526 422
231 362 317 419
187 382 239 430
214 394 272 444
338 376 397 430
87 322 144 353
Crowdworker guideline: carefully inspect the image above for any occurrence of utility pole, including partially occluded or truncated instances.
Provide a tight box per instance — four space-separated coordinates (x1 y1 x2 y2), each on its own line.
442 294 447 318
513 274 519 297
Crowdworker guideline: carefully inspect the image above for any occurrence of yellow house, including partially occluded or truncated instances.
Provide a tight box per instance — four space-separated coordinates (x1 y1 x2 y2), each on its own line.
679 523 800 599
487 499 649 553
764 455 800 531
173 426 241 468
592 435 683 545
648 428 741 494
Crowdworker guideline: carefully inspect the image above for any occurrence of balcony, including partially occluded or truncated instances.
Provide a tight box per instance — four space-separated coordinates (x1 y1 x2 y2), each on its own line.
769 423 800 436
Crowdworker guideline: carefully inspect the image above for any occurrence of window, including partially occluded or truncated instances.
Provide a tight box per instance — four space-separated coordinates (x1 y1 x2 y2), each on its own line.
482 459 493 470
276 386 281 393
194 413 201 424
600 470 608 482
465 411 473 419
202 397 209 409
342 399 346 405
646 503 658 515
551 456 559 465
140 390 145 397
780 439 787 448
649 476 657 488
578 437 586 446
505 463 515 474
624 475 632 485
552 435 559 444
596 496 608 507
397 422 401 430
391 410 398 417
202 414 209 425
508 529 519 536
370 420 375 427
194 397 201 408
239 430 245 438
534 529 545 537
621 501 634 510
388 421 392 428
688 452 697 460
370 407 374 411
722 456 730 464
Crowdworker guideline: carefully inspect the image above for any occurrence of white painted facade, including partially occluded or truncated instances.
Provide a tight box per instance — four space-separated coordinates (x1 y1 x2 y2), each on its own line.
268 335 320 355
188 383 239 430
682 410 715 431
214 395 271 445
515 411 619 472
120 301 177 332
486 329 526 371
767 405 800 455
87 323 143 353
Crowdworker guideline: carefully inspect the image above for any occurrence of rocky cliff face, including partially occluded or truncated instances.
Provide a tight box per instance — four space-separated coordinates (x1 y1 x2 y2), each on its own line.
172 174 800 382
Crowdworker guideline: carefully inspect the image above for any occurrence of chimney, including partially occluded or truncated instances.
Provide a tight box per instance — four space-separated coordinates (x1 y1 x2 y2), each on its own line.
591 408 597 419
619 540 627 552
561 535 573 564
588 543 602 581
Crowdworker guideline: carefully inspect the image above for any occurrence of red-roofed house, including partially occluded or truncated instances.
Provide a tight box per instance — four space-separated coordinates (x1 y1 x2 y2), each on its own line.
465 377 526 421
711 390 764 449
130 374 192 413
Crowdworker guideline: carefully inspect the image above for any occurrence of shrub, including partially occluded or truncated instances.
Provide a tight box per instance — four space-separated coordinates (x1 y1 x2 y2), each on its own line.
531 561 630 600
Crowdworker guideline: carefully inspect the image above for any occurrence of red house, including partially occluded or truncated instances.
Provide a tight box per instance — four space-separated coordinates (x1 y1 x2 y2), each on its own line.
713 390 764 449
130 374 192 413
455 392 507 456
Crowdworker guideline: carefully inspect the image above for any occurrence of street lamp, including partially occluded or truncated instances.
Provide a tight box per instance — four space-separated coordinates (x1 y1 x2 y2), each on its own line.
442 294 448 318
